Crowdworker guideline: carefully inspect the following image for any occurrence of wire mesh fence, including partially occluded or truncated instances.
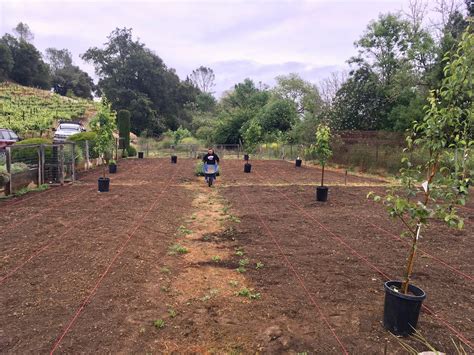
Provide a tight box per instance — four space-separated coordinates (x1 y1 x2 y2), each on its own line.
127 133 410 174
0 140 111 196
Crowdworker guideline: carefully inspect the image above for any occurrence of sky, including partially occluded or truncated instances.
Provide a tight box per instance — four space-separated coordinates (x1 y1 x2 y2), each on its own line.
0 0 437 97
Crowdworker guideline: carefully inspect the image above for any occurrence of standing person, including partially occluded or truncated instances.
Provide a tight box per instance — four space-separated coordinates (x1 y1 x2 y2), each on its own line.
202 148 220 165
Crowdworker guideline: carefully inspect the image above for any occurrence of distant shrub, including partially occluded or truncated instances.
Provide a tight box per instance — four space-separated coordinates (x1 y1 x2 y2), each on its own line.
181 136 201 145
12 138 52 162
68 131 98 159
16 138 51 145
157 137 173 149
67 132 97 142
117 109 131 149
127 145 137 157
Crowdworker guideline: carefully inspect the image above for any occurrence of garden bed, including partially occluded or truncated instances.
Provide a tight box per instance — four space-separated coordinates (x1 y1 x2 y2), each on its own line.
0 159 472 353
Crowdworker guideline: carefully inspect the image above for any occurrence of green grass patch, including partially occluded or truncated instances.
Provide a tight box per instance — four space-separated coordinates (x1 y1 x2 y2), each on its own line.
168 244 189 255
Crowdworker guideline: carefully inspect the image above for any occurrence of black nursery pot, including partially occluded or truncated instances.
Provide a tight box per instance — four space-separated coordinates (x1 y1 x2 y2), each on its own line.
138 151 144 159
316 186 328 201
244 163 252 173
171 155 178 164
244 154 249 161
109 164 117 174
383 280 426 336
295 159 302 167
98 177 110 192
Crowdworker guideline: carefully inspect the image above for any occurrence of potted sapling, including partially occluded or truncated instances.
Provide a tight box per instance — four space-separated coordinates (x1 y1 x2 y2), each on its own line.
108 159 117 174
368 27 473 337
295 156 302 167
242 119 262 173
308 124 332 202
90 105 116 192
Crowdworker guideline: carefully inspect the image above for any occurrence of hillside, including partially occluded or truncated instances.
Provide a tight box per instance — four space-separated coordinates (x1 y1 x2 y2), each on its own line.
0 82 98 137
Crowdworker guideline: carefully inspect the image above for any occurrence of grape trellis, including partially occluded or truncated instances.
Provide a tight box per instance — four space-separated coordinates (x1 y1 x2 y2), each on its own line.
0 82 98 136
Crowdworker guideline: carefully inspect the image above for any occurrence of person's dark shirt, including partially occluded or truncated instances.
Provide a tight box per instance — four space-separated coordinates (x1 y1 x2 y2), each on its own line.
203 153 219 165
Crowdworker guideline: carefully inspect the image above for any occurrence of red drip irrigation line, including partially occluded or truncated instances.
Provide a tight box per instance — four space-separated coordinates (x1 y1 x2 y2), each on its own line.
240 187 349 354
2 161 144 233
0 195 120 286
367 221 474 282
2 184 57 207
0 161 157 286
49 168 178 354
1 158 141 208
2 185 91 232
260 166 474 348
268 181 473 350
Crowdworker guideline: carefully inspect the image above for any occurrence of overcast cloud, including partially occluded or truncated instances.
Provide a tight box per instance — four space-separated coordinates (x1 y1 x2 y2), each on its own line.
1 0 429 96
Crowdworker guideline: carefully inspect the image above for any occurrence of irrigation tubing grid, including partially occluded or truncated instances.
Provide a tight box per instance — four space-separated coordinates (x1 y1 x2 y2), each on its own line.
274 174 474 284
1 157 177 352
49 165 179 354
234 161 472 351
266 165 473 349
0 158 141 222
238 185 349 354
0 158 161 285
1 159 95 207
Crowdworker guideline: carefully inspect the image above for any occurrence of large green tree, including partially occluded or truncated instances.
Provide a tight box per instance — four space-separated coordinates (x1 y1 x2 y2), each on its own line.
274 73 323 116
0 42 13 81
330 65 388 130
45 47 95 99
1 34 50 89
82 28 198 135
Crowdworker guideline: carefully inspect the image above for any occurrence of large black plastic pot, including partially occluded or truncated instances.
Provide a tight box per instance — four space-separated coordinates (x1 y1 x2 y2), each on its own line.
295 159 302 167
138 151 144 159
244 163 252 173
171 155 178 164
244 154 249 161
109 164 117 174
316 186 328 201
98 177 110 192
383 280 426 336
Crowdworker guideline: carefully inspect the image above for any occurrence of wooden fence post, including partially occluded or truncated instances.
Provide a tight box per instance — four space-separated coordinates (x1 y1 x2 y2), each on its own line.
38 144 44 186
85 140 90 170
59 145 64 185
71 143 76 183
5 146 11 196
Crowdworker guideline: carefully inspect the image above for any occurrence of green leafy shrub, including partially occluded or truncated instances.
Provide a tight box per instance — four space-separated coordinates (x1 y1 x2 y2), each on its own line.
117 109 131 149
67 131 97 142
164 126 192 146
127 145 137 157
68 131 98 159
12 138 52 162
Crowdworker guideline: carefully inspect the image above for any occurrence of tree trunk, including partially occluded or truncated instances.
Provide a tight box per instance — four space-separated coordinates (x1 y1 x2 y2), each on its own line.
321 164 325 187
402 223 422 294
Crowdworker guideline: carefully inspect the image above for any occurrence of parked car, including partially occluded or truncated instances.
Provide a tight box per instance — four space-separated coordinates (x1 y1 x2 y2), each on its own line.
53 122 86 143
0 128 21 149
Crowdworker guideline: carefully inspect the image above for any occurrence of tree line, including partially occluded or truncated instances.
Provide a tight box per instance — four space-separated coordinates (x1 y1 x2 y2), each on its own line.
0 0 472 144
194 0 473 147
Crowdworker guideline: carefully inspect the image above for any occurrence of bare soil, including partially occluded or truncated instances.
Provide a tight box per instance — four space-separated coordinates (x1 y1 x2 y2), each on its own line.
0 158 472 353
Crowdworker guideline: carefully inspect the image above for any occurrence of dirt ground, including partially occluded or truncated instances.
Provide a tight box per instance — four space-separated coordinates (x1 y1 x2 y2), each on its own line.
0 158 472 353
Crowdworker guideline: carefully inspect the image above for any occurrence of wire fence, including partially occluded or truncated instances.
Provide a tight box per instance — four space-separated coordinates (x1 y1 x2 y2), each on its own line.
131 133 410 174
0 139 122 196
